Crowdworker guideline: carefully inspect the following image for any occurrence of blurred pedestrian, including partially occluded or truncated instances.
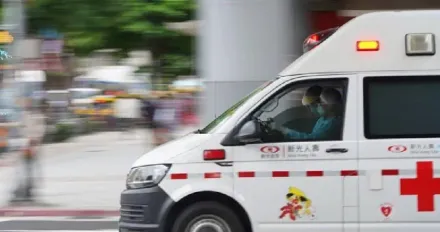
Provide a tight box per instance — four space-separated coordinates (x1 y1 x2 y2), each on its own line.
180 93 197 126
10 97 46 203
151 93 179 146
140 95 156 149
141 95 156 129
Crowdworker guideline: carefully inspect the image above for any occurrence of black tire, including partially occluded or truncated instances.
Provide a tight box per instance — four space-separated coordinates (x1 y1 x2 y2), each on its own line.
171 201 246 232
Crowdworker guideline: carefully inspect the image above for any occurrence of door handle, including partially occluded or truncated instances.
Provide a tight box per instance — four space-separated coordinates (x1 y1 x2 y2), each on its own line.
326 148 348 153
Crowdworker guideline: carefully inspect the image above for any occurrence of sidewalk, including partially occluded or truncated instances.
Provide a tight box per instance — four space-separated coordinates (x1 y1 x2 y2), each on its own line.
25 126 197 160
0 125 198 217
0 152 17 167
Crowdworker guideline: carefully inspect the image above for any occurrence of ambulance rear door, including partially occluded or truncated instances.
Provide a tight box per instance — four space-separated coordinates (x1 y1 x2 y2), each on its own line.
358 70 440 232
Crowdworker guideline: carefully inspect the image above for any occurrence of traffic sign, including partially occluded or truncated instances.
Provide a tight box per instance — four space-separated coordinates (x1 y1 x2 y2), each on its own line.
0 31 13 44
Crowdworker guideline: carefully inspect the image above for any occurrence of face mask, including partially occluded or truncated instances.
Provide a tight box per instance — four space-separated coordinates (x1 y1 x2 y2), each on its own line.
309 105 319 115
317 105 325 116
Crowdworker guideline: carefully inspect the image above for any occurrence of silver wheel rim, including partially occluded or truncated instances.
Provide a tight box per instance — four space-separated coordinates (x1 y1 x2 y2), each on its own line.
186 215 232 232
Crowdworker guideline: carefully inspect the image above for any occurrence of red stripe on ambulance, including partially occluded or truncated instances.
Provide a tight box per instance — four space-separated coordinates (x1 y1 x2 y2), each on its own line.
272 171 289 177
167 168 420 179
170 173 188 179
306 171 323 177
204 172 221 178
382 169 399 175
238 171 255 178
341 170 358 176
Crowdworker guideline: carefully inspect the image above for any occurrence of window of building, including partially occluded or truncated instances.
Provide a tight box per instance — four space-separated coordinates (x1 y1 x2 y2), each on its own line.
364 76 440 139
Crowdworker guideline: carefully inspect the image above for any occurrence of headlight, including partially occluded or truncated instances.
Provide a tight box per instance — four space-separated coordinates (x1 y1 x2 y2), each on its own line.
126 164 171 189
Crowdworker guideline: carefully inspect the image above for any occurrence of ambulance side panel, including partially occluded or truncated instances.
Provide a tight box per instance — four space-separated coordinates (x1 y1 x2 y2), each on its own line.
358 71 440 232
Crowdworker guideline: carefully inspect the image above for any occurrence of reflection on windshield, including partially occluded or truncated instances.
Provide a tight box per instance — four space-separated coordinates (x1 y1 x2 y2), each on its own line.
200 80 276 133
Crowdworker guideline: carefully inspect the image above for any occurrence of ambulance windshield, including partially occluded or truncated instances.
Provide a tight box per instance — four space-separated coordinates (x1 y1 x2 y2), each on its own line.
199 79 277 134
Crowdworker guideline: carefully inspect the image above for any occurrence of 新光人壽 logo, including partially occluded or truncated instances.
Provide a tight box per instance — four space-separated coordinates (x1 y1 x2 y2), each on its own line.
388 145 407 153
260 146 280 153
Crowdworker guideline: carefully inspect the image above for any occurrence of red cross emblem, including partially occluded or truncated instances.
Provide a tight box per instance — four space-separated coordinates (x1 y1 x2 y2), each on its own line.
400 161 440 212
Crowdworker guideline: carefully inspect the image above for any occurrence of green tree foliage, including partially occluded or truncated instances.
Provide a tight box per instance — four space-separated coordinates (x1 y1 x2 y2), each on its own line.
116 0 196 77
26 0 196 76
26 0 144 54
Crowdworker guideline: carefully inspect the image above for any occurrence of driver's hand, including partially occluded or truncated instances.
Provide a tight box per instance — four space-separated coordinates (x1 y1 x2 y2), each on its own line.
270 121 288 132
279 126 289 134
268 120 277 130
269 120 282 131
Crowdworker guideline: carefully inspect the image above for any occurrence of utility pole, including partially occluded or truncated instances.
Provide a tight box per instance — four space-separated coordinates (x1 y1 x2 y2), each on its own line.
2 0 25 76
2 0 30 203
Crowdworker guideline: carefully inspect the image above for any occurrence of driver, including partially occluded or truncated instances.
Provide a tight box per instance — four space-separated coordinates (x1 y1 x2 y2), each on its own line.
301 85 323 116
277 87 343 140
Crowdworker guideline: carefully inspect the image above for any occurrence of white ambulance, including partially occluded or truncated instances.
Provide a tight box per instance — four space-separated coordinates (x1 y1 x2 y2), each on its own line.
119 10 440 232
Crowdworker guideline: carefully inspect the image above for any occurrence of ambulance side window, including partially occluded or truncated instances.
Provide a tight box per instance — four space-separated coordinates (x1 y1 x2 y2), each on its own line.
364 75 440 138
252 78 348 143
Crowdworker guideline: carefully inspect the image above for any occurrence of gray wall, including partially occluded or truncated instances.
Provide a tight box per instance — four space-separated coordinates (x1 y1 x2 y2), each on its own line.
197 0 311 126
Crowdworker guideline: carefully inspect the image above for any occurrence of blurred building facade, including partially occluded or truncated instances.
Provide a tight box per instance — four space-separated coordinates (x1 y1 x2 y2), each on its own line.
197 0 440 125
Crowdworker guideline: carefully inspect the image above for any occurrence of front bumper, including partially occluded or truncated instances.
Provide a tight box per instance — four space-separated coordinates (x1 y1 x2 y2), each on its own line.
119 186 174 232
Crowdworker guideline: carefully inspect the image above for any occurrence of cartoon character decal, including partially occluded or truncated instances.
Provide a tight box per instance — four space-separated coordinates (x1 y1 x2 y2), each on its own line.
279 186 316 221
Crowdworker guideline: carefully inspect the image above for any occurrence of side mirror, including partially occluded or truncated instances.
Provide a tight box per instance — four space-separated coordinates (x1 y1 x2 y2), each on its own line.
236 120 261 143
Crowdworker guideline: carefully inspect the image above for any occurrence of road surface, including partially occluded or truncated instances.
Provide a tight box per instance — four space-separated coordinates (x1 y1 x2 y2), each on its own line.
0 216 118 231
0 129 155 210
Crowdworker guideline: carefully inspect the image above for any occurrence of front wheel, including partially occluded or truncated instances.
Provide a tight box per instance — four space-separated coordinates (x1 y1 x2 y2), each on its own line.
171 201 245 232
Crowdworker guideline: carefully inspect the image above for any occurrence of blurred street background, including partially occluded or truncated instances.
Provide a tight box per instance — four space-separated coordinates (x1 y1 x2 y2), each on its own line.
0 0 439 231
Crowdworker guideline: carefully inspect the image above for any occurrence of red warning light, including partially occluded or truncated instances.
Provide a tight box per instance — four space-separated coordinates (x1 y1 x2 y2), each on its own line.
303 27 338 53
309 34 319 43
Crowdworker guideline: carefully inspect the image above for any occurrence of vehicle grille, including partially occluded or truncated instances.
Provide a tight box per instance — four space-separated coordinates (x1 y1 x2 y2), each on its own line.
119 204 146 223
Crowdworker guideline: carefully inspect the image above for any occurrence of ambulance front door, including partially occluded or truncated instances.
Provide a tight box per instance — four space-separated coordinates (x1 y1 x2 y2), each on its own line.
231 75 359 232
358 72 440 232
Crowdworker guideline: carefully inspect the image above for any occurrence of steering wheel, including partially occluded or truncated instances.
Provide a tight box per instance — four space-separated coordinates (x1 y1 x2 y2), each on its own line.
254 117 285 142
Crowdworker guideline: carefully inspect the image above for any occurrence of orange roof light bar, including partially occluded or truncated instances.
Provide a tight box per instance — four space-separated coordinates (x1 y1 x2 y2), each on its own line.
356 40 380 51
